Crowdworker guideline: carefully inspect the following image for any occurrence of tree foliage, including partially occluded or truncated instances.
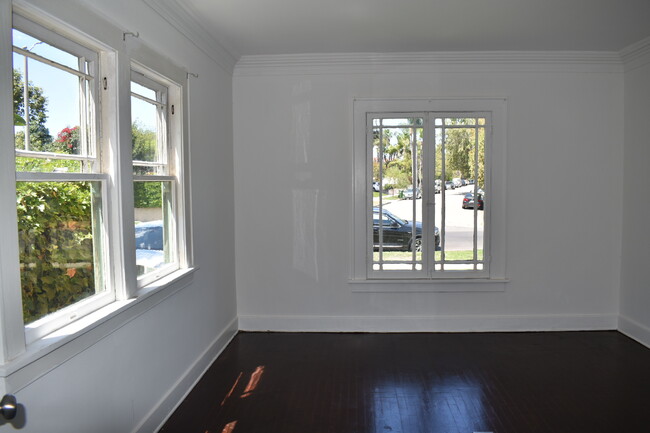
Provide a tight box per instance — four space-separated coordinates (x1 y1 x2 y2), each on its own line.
17 181 96 323
374 118 486 190
132 121 163 208
13 69 52 150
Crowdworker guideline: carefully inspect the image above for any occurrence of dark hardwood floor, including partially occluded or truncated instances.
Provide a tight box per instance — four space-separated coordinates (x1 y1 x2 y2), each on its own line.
160 331 650 433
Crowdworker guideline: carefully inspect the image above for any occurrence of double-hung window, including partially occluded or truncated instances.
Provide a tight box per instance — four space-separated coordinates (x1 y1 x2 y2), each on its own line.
3 10 190 356
130 67 182 287
12 15 112 342
352 99 507 283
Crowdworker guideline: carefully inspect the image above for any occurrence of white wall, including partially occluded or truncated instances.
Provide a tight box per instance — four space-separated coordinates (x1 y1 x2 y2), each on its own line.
234 57 623 332
619 46 650 347
3 1 237 431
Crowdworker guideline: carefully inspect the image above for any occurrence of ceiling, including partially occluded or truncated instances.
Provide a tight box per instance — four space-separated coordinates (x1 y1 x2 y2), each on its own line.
178 0 650 58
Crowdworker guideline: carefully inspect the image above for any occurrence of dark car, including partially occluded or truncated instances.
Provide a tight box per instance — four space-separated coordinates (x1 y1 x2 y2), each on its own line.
462 192 484 210
373 207 440 251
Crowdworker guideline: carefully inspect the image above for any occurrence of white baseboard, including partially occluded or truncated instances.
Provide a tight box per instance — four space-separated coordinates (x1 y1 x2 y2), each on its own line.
238 313 618 333
133 316 239 433
618 315 650 348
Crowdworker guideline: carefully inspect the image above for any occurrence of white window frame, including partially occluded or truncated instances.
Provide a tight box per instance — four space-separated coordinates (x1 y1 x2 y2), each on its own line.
352 98 507 285
130 64 185 288
12 14 116 345
0 3 193 376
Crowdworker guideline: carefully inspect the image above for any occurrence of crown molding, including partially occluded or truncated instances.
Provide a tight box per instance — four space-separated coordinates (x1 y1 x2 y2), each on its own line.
143 0 238 75
234 51 623 76
620 36 650 72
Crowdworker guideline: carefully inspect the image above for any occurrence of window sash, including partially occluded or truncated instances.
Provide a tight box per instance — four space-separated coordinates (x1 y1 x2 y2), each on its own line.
19 178 113 344
130 66 181 289
12 14 98 163
366 111 490 280
130 70 169 172
12 14 111 342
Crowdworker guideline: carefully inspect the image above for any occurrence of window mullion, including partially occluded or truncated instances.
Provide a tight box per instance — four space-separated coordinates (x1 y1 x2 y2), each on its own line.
440 123 446 270
22 53 31 151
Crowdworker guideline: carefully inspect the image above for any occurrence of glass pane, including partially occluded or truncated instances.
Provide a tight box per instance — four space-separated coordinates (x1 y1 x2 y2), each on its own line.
382 118 421 127
13 29 79 70
17 181 104 324
444 118 476 126
134 181 176 277
371 126 425 269
13 54 84 159
438 126 485 263
16 156 83 173
132 93 165 174
131 81 157 99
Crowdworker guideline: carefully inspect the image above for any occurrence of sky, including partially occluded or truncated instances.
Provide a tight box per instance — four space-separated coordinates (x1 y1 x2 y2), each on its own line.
12 29 155 139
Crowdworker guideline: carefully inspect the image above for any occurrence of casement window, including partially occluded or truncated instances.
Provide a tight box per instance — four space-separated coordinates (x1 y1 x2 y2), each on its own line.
2 10 191 354
130 67 182 287
352 99 507 284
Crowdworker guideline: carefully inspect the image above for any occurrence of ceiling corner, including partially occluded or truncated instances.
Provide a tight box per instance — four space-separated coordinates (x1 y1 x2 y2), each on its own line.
143 0 239 74
620 36 650 72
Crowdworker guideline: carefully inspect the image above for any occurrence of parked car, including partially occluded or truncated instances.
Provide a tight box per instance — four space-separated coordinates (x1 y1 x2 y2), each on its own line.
452 178 462 188
462 192 484 210
445 181 455 190
373 207 440 251
402 187 421 200
135 220 165 271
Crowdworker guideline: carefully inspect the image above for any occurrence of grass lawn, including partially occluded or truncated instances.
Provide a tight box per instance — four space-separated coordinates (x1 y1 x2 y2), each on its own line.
373 192 399 201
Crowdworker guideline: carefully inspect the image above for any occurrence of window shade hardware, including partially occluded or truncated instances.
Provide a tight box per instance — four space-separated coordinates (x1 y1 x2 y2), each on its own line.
123 31 139 41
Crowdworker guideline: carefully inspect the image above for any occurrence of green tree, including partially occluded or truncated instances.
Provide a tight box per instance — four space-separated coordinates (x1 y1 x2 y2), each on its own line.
132 120 157 163
13 69 52 150
132 121 162 208
17 181 96 323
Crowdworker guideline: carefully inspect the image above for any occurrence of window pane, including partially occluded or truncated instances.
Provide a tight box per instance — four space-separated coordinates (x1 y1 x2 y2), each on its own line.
371 125 425 270
131 94 165 173
17 181 104 324
134 181 176 277
13 29 79 70
382 118 421 127
438 125 485 266
131 81 156 99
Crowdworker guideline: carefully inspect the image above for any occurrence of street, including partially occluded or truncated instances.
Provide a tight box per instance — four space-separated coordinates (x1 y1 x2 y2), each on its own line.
379 185 484 251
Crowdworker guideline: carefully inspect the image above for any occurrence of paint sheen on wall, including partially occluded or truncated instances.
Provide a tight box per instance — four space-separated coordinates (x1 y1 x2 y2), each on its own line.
233 60 623 332
620 54 650 347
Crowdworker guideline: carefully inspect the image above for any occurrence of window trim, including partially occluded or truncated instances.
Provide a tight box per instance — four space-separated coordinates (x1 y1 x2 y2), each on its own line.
129 62 187 290
12 13 117 345
352 98 508 286
0 2 193 375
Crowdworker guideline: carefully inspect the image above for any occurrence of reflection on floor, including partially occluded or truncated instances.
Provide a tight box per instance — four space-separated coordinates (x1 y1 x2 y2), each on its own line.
159 331 650 433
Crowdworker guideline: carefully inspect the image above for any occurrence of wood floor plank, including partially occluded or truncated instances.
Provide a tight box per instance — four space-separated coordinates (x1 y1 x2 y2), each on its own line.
160 331 650 433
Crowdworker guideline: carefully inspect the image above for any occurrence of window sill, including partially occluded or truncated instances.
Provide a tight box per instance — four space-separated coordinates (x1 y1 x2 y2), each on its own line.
349 277 509 292
0 267 198 393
